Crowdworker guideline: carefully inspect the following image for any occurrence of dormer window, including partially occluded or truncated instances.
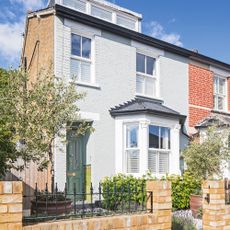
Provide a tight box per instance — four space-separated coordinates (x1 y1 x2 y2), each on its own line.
91 5 112 22
63 0 86 13
136 53 157 98
214 76 227 111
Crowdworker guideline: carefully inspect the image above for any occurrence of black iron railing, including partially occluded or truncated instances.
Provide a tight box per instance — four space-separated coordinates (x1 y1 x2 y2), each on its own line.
23 182 152 224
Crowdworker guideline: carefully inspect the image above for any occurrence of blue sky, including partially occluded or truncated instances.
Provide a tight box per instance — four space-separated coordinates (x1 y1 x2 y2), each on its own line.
0 0 229 69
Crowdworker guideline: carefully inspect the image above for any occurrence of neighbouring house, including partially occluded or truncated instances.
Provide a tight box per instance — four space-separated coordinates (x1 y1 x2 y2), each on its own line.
16 0 230 200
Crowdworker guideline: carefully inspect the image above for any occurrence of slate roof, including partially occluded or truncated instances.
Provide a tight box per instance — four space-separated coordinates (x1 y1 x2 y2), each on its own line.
195 112 230 128
110 97 186 122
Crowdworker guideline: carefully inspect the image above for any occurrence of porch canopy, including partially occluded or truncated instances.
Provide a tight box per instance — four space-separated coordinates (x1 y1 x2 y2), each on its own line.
195 112 230 129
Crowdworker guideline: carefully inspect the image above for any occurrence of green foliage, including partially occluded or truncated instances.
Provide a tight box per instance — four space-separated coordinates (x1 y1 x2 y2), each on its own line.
0 68 91 177
167 171 201 210
172 216 196 230
183 126 230 180
0 68 18 177
101 174 147 210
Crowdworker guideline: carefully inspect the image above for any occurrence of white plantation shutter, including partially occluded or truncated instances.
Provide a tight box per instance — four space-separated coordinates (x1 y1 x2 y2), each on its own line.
148 150 157 173
159 152 169 174
91 5 112 22
127 150 139 173
63 0 86 12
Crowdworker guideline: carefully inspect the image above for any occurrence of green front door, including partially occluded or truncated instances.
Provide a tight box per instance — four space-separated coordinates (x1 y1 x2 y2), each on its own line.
66 130 88 199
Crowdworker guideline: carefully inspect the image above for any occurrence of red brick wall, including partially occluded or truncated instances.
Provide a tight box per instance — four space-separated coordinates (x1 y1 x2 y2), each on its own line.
189 64 214 108
189 64 214 127
189 107 211 127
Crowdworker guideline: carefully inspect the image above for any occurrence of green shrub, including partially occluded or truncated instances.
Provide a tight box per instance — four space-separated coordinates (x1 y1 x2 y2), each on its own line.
167 171 201 210
172 216 196 230
101 174 147 210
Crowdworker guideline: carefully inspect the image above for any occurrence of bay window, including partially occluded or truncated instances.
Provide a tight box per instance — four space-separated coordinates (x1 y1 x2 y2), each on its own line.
214 76 226 111
71 33 92 83
125 124 139 173
148 125 170 174
136 53 156 97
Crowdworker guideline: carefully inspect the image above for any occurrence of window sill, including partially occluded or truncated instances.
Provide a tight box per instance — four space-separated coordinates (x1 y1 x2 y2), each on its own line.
74 81 101 90
135 94 163 102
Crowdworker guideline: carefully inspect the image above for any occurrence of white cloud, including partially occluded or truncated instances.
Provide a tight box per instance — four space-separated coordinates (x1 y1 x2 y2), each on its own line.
0 0 46 68
0 17 25 67
10 0 46 11
145 21 183 47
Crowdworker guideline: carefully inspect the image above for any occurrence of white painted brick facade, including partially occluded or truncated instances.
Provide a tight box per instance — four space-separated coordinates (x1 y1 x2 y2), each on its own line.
54 15 189 188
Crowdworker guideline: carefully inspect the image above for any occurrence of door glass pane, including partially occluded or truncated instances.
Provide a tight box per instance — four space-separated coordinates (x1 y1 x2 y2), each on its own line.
146 56 155 75
126 124 139 148
136 75 144 94
81 61 91 83
145 77 155 97
149 125 159 148
136 53 145 73
159 152 169 174
71 34 81 56
160 127 170 149
219 78 225 95
71 59 81 80
127 150 139 173
82 37 91 59
148 150 157 173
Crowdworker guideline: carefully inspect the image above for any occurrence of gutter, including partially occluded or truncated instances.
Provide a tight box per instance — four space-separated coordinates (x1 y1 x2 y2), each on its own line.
54 4 230 71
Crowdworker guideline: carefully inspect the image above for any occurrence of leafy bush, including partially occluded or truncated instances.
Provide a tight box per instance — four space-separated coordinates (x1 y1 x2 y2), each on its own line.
101 174 147 210
172 215 196 230
183 126 230 180
167 171 201 210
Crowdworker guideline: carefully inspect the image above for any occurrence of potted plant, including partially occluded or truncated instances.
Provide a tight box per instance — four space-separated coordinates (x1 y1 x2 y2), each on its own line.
31 191 72 215
189 188 202 218
183 126 230 218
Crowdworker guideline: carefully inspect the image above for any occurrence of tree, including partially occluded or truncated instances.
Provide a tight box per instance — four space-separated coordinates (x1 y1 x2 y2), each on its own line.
0 68 92 186
0 69 17 178
183 126 230 180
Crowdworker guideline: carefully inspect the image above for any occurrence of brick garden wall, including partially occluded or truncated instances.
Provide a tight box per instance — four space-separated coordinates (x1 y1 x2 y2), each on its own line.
202 180 230 229
0 181 23 230
0 180 172 230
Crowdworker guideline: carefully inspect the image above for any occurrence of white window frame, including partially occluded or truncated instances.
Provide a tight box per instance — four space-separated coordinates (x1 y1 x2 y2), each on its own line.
71 32 93 84
136 52 157 98
124 123 140 174
90 3 113 22
62 0 87 13
116 13 137 31
214 75 227 111
148 125 171 175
